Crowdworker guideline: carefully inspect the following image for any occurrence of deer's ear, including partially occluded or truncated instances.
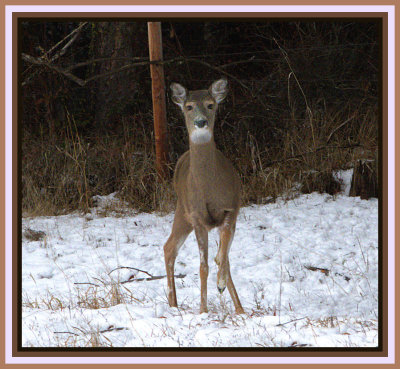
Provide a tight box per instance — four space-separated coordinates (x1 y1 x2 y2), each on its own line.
209 79 228 103
170 83 187 108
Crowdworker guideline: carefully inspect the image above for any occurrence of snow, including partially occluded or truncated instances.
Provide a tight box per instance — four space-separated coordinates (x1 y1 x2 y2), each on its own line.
21 189 378 348
334 169 354 196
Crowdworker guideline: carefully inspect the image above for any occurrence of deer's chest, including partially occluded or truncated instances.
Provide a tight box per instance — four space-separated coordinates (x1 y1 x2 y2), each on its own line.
185 174 232 227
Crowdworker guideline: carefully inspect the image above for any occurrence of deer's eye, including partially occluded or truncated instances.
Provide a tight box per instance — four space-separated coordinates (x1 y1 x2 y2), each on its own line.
186 105 193 111
207 104 214 110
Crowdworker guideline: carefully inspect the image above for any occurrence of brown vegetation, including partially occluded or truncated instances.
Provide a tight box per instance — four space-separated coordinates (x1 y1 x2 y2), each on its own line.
21 21 379 215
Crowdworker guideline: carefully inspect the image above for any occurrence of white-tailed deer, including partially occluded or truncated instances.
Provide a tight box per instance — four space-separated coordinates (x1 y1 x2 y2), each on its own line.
164 79 244 314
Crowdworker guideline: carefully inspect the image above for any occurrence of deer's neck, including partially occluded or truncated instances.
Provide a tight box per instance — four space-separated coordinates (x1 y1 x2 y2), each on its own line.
189 139 218 186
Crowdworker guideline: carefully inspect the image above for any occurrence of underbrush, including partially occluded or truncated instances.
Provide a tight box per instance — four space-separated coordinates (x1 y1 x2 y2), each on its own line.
21 101 377 216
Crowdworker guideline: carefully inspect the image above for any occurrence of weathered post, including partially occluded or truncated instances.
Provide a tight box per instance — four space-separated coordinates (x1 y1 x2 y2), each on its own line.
148 22 169 180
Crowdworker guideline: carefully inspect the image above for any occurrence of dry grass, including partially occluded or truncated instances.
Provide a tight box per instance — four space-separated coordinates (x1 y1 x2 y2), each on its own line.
21 89 378 216
223 103 378 205
22 114 177 216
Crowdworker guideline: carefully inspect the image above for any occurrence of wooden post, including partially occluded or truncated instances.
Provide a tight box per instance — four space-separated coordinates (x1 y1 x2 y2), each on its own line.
148 22 169 180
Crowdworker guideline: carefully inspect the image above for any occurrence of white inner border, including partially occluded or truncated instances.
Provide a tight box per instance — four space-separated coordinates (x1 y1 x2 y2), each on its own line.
5 5 395 365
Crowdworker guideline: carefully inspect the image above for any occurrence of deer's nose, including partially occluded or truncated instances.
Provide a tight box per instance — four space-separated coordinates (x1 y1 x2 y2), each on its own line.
194 119 208 128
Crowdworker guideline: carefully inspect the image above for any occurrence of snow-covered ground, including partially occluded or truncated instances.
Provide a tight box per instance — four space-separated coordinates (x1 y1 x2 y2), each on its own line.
22 175 378 348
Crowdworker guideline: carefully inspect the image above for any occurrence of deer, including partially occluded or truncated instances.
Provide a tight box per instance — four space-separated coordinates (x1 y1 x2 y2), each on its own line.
163 78 244 314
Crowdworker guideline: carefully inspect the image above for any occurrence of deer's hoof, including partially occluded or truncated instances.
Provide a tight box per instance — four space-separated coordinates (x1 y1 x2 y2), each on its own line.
168 298 178 308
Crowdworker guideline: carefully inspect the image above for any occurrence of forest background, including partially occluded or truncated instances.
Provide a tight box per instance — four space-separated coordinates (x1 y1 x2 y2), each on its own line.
20 20 379 215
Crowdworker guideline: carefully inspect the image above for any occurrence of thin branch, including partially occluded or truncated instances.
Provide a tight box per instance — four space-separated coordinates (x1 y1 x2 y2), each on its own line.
219 58 269 69
55 327 128 335
274 38 311 113
99 326 128 334
274 37 315 149
304 265 351 282
22 52 255 93
73 282 100 287
22 22 88 85
43 22 88 61
276 317 307 327
108 266 153 278
66 56 150 71
185 58 251 93
49 24 85 63
21 53 86 86
326 114 356 143
182 58 271 110
83 60 154 84
21 53 265 110
74 267 186 286
54 331 79 336
120 273 186 284
304 265 330 276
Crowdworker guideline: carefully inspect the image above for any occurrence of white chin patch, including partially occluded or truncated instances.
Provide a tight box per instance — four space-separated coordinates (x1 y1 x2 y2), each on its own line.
190 128 212 144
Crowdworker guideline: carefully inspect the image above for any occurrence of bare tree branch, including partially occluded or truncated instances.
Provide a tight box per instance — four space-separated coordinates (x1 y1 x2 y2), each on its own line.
184 58 251 92
219 57 269 69
66 56 149 71
44 22 88 61
49 23 86 63
22 22 88 86
21 53 86 86
21 51 265 102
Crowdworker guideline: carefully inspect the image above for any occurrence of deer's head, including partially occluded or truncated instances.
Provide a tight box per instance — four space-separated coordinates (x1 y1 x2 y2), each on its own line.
171 79 228 144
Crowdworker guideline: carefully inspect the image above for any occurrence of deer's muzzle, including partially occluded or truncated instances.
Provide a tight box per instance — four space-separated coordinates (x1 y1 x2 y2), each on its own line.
194 119 208 128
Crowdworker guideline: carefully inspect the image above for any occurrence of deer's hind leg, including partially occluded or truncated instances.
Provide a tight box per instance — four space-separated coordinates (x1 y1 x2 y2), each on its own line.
164 201 193 308
216 212 244 314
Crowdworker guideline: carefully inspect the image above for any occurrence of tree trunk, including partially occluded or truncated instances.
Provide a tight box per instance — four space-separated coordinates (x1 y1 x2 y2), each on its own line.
91 22 146 131
349 156 378 200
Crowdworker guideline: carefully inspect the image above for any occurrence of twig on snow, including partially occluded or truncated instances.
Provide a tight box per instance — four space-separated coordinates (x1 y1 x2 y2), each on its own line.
276 316 307 327
304 265 351 282
108 266 153 278
120 273 186 284
73 282 100 287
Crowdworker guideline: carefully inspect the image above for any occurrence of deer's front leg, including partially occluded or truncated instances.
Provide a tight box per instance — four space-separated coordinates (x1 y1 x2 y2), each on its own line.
194 226 209 313
217 216 244 314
